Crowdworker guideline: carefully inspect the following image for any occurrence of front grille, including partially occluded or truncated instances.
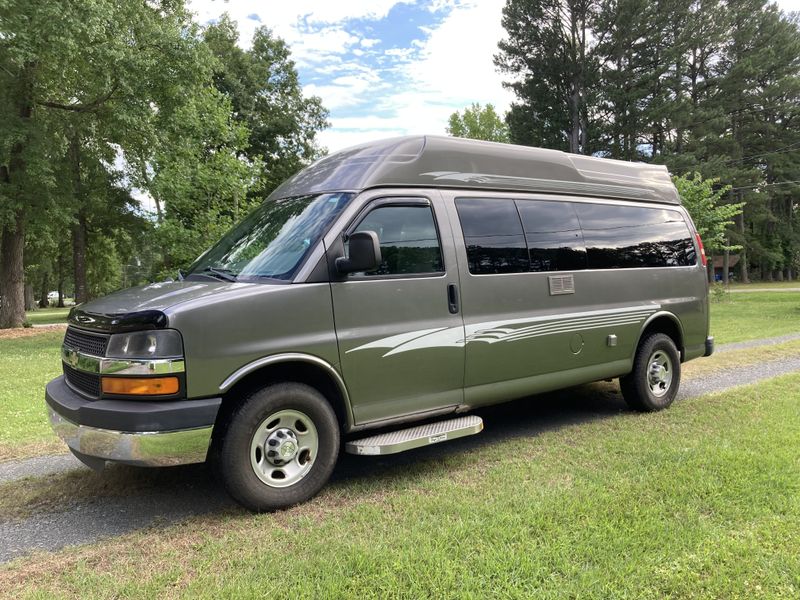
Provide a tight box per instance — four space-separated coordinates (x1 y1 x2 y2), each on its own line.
64 327 109 357
63 364 101 398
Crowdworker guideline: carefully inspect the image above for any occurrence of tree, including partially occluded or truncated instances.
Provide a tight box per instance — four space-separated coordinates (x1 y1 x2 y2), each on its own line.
496 0 600 154
496 0 800 282
203 16 329 195
0 0 213 325
673 172 744 281
446 103 510 142
145 87 258 274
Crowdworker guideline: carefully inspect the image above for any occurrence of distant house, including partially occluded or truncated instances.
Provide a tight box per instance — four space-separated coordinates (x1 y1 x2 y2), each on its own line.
712 255 739 281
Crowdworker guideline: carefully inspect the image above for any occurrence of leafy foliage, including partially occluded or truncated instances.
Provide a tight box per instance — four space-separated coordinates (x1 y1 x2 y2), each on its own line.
204 16 329 195
0 4 329 326
446 103 509 142
673 173 743 252
497 0 800 281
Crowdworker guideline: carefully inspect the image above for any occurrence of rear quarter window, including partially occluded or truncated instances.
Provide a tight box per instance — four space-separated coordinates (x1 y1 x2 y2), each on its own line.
574 203 696 268
515 200 587 272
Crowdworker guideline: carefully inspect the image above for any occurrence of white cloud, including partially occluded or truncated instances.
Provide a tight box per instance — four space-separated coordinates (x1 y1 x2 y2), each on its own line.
319 1 515 152
186 0 515 154
403 0 513 114
318 127 406 153
188 0 409 48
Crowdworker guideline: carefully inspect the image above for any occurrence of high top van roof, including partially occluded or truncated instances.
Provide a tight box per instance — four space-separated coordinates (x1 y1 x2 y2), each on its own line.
269 135 680 205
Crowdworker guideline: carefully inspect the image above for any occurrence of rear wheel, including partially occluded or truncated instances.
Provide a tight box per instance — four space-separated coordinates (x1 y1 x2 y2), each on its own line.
620 333 681 412
213 382 339 511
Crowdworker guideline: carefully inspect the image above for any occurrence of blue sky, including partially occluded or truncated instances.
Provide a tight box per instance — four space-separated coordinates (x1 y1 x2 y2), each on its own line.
189 0 800 154
189 0 513 152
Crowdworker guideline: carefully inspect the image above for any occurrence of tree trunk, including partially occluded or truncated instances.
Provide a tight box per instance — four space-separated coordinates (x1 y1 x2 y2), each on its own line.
569 89 580 154
722 248 730 285
72 213 88 304
0 213 26 328
737 212 749 283
24 283 35 311
57 245 67 307
70 134 89 304
0 64 34 329
39 273 49 308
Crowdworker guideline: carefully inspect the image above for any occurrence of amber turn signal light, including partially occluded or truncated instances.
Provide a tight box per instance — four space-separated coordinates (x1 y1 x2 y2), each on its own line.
101 376 180 396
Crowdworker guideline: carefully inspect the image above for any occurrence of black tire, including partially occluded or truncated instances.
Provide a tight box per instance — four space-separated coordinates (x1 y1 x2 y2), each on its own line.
620 333 681 412
212 382 339 511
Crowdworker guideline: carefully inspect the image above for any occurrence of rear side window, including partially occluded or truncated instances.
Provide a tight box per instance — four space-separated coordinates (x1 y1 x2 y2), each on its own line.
575 204 696 269
352 204 443 276
455 198 529 274
516 200 587 272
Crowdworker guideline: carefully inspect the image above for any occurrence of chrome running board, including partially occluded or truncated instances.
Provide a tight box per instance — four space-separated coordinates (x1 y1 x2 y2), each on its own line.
345 415 483 456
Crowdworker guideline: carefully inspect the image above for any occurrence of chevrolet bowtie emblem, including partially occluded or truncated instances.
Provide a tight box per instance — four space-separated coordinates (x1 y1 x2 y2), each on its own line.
67 348 79 367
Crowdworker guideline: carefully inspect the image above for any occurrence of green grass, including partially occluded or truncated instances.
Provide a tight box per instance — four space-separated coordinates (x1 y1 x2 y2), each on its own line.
24 307 70 325
3 374 798 598
710 291 800 344
727 280 800 289
0 331 63 459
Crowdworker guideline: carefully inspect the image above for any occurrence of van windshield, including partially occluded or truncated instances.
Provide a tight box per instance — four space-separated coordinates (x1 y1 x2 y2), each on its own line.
186 192 354 282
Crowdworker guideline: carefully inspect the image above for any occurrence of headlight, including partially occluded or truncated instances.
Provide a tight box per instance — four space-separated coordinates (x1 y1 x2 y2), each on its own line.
106 330 183 359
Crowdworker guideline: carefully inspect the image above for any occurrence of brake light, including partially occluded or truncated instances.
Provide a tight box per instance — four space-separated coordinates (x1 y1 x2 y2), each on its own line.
695 232 707 267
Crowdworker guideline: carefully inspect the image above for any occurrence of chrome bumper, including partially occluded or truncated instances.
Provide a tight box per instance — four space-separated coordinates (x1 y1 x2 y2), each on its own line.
48 406 213 467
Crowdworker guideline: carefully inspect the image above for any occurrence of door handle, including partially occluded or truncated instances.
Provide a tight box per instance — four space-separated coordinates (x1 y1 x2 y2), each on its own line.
447 283 459 314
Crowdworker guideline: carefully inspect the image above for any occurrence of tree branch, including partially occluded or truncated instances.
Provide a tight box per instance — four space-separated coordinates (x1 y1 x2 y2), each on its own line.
37 81 119 113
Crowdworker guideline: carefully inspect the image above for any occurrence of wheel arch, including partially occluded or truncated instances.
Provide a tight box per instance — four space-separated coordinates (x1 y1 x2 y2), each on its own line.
216 354 353 432
637 312 685 361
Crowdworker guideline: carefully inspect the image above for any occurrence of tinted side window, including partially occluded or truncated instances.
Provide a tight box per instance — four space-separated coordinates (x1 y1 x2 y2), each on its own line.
455 198 529 274
516 200 587 272
352 204 443 276
575 204 696 269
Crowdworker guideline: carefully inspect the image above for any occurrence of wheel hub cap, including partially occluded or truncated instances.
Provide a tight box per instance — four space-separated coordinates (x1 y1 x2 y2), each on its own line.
250 410 319 488
647 350 672 397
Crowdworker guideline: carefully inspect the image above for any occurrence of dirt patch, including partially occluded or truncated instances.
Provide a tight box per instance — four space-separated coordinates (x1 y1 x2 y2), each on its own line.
0 441 65 464
0 325 66 340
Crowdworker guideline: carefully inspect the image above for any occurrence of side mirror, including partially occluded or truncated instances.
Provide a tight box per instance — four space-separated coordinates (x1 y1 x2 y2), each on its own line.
336 231 382 274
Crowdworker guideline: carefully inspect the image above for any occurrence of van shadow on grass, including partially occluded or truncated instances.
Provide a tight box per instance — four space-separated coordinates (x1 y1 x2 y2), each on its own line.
16 381 629 520
1 381 629 562
333 380 627 484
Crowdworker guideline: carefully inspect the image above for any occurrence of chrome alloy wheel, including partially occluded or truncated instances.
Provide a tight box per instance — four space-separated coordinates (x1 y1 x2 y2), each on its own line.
249 409 318 488
647 350 673 397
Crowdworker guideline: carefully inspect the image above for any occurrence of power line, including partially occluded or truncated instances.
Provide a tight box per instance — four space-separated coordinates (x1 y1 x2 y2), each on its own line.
730 179 800 191
723 141 800 164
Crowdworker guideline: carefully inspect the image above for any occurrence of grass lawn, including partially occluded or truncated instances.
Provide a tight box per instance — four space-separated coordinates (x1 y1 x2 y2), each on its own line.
24 307 70 326
0 331 64 460
727 280 800 289
2 373 798 598
710 291 800 344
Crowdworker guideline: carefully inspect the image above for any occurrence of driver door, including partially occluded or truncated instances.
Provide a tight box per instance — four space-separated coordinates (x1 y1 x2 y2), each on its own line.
330 195 465 425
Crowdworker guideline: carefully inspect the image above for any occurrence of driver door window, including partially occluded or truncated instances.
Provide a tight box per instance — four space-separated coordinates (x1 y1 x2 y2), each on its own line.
350 204 444 276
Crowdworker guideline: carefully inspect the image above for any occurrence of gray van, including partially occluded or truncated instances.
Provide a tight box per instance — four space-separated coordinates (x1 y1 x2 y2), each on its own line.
46 136 714 511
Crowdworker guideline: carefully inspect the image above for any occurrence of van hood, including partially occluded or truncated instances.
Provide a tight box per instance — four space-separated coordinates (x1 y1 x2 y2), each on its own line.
69 280 260 332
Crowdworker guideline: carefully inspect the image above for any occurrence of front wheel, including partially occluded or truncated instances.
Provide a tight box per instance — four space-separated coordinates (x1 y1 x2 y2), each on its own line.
620 333 681 412
213 382 340 511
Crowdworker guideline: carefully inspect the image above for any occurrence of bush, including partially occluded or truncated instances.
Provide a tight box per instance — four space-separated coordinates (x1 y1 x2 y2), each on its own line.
710 282 729 303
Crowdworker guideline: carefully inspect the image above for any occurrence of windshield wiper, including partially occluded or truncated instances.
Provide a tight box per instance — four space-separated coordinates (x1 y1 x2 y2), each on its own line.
201 267 237 282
